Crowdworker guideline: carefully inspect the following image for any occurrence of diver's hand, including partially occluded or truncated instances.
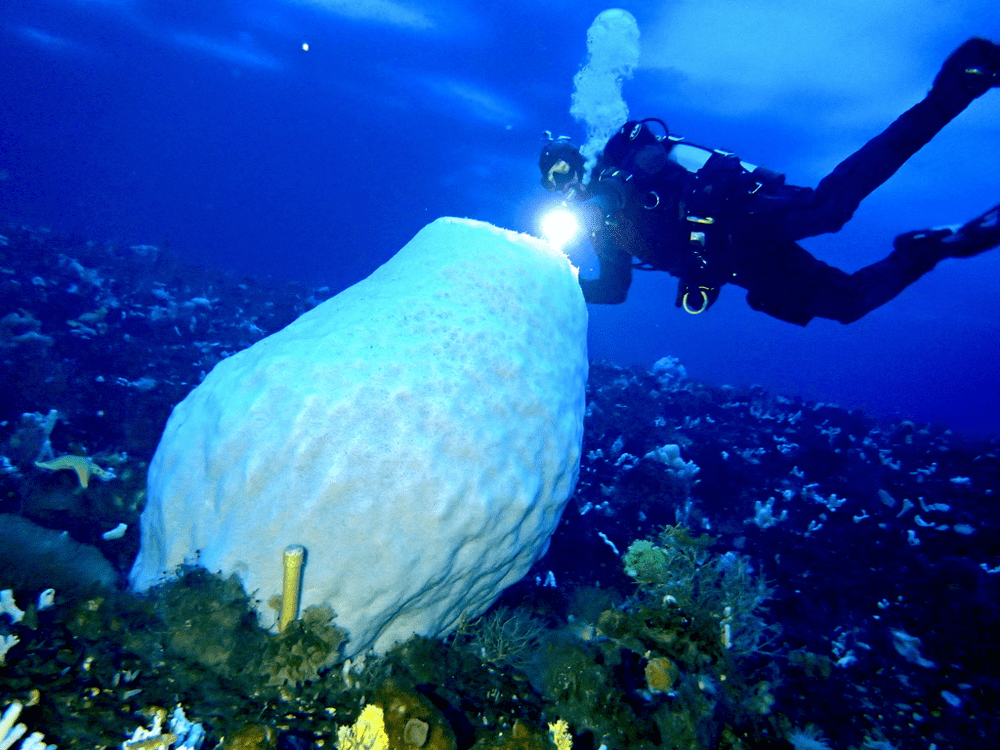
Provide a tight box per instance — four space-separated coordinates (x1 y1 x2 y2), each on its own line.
580 202 606 235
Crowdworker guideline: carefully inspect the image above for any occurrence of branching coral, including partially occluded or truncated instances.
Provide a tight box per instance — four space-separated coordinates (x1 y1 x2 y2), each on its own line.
0 701 57 750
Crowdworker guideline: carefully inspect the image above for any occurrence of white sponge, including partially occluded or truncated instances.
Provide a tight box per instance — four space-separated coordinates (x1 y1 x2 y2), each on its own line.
129 218 588 655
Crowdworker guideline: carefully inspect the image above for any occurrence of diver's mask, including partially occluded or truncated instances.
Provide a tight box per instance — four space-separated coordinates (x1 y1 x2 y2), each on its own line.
539 136 585 193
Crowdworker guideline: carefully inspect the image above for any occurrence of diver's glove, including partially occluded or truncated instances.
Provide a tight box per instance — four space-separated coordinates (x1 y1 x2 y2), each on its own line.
932 37 1000 98
893 201 1000 259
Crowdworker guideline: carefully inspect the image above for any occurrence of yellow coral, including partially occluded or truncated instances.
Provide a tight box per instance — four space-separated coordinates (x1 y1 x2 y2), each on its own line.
548 720 572 750
337 704 389 750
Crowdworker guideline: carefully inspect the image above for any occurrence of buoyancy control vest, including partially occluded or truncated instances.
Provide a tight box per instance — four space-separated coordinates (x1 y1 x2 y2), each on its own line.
591 119 786 313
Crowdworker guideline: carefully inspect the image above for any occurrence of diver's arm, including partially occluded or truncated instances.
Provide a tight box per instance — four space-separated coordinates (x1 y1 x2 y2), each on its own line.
579 243 633 304
575 174 641 304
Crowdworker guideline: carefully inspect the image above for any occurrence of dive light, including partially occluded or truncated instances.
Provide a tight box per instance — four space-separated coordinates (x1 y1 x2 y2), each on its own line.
541 202 582 251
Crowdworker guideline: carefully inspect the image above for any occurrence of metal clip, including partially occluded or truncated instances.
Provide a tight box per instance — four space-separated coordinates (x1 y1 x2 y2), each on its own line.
682 288 711 314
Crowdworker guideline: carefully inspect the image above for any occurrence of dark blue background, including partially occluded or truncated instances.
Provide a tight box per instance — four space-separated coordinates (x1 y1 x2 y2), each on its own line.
2 0 998 435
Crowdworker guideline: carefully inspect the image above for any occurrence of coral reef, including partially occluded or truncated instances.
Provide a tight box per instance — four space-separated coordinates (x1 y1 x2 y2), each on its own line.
2 225 998 749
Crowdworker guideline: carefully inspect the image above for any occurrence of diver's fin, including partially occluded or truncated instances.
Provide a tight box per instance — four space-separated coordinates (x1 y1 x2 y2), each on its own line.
933 37 1000 98
940 201 1000 258
893 201 1000 260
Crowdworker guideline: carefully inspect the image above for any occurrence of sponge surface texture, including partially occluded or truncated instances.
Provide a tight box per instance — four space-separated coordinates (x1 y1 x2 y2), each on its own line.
129 218 589 655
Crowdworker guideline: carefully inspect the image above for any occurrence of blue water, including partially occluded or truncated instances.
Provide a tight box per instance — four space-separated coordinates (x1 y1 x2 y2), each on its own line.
2 6 1000 747
1 0 998 438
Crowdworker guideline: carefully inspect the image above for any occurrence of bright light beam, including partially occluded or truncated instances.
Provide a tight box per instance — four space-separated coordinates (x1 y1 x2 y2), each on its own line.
541 207 581 251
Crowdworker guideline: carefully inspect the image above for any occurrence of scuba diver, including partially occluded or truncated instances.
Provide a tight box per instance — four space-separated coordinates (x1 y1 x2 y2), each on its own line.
539 37 1000 325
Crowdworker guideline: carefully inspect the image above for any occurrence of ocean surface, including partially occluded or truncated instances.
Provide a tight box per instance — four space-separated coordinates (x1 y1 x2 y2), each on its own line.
1 2 999 749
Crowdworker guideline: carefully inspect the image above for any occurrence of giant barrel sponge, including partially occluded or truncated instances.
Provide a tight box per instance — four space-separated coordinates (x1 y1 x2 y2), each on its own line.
129 218 589 655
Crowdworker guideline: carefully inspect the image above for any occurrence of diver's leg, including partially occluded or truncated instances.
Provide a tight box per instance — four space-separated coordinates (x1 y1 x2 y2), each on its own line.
782 38 1000 241
739 239 945 326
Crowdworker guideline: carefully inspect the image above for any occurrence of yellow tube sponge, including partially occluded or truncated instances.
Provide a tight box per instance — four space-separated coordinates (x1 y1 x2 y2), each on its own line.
278 544 305 632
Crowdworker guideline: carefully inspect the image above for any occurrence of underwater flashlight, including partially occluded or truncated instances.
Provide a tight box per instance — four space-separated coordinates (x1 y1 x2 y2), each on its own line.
541 204 582 251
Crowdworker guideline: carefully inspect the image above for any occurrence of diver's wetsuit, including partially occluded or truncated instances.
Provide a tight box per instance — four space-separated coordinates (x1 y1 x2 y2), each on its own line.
579 39 1000 325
